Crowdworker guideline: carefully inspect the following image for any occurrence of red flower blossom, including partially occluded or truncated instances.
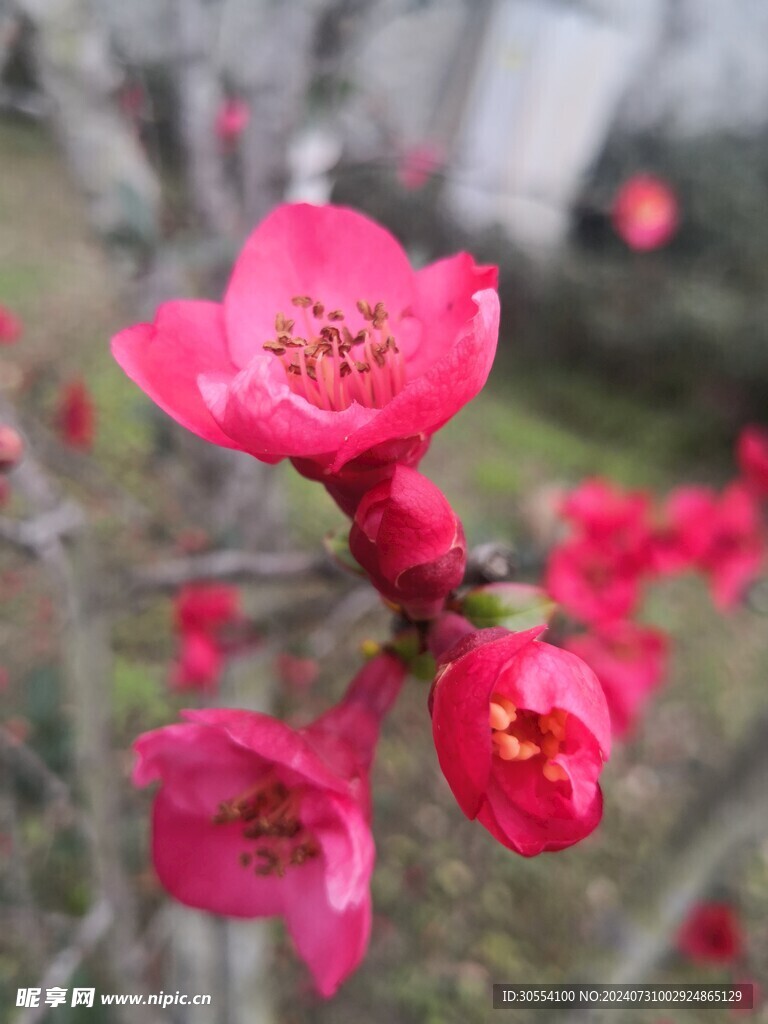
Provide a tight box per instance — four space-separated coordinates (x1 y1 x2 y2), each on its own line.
430 627 610 856
0 304 22 344
564 622 669 737
546 537 644 625
677 902 743 965
112 204 498 514
170 584 241 693
215 97 250 147
134 653 405 996
612 174 679 251
737 425 768 499
56 379 95 450
349 465 466 620
561 478 651 543
663 484 764 608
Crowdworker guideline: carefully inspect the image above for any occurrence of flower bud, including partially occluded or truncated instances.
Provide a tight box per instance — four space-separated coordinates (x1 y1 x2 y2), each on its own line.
349 465 466 620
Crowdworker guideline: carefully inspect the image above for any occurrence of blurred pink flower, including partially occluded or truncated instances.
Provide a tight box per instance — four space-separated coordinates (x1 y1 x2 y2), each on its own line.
546 537 644 625
112 204 498 515
737 425 768 499
612 174 679 251
430 627 610 856
397 141 444 191
134 653 404 996
170 584 242 694
215 97 250 147
0 305 22 344
564 622 669 736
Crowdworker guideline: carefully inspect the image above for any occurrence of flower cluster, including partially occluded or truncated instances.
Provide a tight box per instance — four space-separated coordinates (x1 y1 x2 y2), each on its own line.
115 203 612 994
547 431 767 736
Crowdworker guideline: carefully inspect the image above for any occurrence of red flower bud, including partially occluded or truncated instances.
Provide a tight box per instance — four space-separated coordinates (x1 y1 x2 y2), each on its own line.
430 627 610 856
349 466 466 620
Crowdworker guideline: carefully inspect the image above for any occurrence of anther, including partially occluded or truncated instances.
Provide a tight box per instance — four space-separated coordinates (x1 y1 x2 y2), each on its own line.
312 302 325 318
543 761 568 783
327 310 344 321
291 295 312 308
493 733 521 760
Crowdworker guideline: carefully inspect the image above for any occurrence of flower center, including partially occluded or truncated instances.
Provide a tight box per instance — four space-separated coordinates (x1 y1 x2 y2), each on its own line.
213 776 320 877
263 295 406 411
489 695 569 783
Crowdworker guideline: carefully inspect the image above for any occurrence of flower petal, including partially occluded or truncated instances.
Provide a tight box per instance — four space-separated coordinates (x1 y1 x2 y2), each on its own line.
111 300 242 449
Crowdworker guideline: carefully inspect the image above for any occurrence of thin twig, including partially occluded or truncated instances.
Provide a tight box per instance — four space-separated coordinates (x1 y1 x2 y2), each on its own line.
129 548 333 593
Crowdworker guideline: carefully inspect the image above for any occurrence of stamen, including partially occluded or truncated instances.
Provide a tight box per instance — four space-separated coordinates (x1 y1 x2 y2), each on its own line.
543 761 568 783
489 700 570 782
263 297 406 412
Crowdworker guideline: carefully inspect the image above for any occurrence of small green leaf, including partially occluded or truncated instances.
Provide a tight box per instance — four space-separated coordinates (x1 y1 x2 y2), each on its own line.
461 583 556 631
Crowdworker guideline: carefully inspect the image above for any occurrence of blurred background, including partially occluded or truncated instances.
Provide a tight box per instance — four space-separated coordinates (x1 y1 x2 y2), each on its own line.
1 0 767 1021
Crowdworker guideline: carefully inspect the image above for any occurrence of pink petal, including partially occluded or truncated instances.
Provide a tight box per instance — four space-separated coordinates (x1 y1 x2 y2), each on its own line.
111 301 242 449
332 288 499 470
224 204 416 368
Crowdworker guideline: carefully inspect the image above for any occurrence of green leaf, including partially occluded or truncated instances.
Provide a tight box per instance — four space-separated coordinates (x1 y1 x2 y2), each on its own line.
461 583 556 632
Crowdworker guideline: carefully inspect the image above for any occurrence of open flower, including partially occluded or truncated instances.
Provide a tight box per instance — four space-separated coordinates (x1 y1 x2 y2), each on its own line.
134 652 405 997
112 204 498 513
564 622 669 737
349 465 466 620
430 627 610 856
546 537 645 625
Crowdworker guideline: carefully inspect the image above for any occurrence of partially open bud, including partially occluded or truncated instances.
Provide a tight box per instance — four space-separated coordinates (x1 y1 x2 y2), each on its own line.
0 426 23 472
349 465 466 621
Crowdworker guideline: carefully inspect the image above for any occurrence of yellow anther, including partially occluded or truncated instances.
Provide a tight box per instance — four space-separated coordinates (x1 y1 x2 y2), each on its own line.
494 734 521 761
489 701 512 731
543 761 568 783
490 693 517 722
541 734 560 759
516 741 541 761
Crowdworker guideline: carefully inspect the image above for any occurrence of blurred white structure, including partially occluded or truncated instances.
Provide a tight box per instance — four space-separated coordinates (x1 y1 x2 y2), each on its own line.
445 0 662 253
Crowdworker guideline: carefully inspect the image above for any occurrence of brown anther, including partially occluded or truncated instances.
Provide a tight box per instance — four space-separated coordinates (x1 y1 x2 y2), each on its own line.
327 310 345 321
213 801 238 824
319 325 341 344
353 330 368 345
372 302 388 328
312 302 325 318
304 341 331 359
354 361 371 373
339 362 352 378
262 341 286 356
386 335 399 353
274 313 294 333
356 300 374 320
342 326 354 346
286 363 302 376
372 345 386 368
284 337 306 348
291 295 312 308
305 364 317 382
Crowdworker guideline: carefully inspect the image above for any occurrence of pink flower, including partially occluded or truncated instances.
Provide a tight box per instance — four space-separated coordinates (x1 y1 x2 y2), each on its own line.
170 631 222 693
561 478 651 543
563 622 668 737
170 584 241 693
546 537 644 625
349 465 466 620
0 305 22 344
737 425 768 499
112 204 499 514
134 653 404 996
215 97 250 147
677 902 743 965
430 627 610 856
397 142 444 191
612 174 679 251
56 379 95 451
659 485 765 608
175 584 241 634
